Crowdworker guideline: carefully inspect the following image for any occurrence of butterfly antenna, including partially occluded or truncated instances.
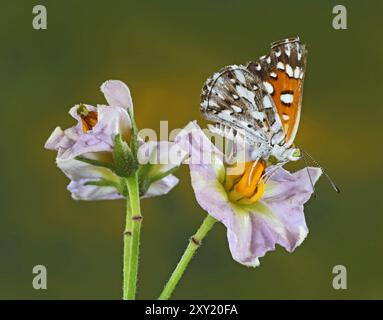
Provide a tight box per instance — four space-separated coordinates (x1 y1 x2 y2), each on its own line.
301 149 340 193
301 151 317 198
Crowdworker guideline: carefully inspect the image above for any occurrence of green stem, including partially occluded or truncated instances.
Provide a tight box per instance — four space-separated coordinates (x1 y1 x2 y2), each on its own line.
123 173 142 300
158 214 217 300
122 190 132 299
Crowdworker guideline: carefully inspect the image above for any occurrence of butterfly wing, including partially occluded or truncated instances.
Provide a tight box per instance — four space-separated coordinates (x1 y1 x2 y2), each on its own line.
200 65 285 147
247 37 307 147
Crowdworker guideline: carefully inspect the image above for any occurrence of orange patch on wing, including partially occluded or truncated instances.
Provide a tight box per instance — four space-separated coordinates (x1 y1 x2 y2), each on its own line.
268 70 303 142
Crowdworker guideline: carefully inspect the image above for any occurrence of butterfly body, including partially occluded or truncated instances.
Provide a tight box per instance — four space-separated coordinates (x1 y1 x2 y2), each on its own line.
200 37 307 164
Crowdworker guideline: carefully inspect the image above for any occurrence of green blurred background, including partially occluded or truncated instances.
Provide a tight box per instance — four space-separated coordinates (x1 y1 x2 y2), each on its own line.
0 0 382 299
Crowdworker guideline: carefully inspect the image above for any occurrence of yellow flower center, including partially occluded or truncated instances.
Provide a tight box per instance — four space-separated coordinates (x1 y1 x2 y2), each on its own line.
225 160 266 205
81 111 98 133
77 104 98 133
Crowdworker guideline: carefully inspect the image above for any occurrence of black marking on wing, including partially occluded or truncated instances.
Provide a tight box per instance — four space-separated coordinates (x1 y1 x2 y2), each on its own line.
247 37 307 83
200 65 281 144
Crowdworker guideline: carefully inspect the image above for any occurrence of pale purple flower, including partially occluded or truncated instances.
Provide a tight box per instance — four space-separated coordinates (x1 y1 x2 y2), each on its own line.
176 122 322 267
45 80 181 200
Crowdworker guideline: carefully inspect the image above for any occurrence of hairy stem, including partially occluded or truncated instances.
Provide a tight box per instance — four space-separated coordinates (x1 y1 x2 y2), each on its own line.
123 173 142 300
122 192 132 299
158 214 217 300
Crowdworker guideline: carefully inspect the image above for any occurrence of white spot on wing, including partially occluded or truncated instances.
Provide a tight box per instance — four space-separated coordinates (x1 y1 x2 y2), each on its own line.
219 110 233 118
231 105 242 113
285 64 293 77
271 131 284 145
271 120 281 133
250 111 264 121
236 85 255 104
285 45 291 57
234 70 246 84
270 72 277 79
298 51 302 61
282 114 290 121
277 62 284 70
263 81 274 94
281 93 294 104
294 67 300 79
262 96 273 109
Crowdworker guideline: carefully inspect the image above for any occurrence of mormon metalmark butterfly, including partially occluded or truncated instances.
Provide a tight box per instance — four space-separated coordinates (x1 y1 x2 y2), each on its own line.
200 37 307 165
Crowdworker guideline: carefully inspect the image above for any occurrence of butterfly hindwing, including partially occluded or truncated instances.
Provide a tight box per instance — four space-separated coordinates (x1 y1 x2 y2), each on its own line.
247 37 307 146
200 65 284 146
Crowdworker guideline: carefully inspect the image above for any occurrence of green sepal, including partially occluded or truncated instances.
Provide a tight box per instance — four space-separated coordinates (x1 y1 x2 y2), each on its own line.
127 108 139 159
113 134 138 177
119 177 129 197
75 155 115 171
137 163 152 196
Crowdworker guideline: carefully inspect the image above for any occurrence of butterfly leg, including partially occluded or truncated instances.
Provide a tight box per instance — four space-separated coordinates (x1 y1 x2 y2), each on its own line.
260 161 288 185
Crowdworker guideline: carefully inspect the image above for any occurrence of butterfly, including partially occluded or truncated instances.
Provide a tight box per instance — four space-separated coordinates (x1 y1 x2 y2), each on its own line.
200 37 307 165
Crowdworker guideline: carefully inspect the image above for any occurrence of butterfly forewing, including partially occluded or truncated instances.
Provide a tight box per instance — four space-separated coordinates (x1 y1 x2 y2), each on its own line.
200 65 284 146
247 37 307 146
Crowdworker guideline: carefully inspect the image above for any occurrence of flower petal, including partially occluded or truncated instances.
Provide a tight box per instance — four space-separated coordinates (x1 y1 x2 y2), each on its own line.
227 212 261 267
45 126 65 150
142 174 179 198
46 81 139 202
68 179 123 201
179 122 254 262
189 158 260 267
56 156 117 181
175 121 224 166
263 166 322 203
138 140 187 176
100 80 133 112
58 105 130 160
185 124 322 266
232 166 323 262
